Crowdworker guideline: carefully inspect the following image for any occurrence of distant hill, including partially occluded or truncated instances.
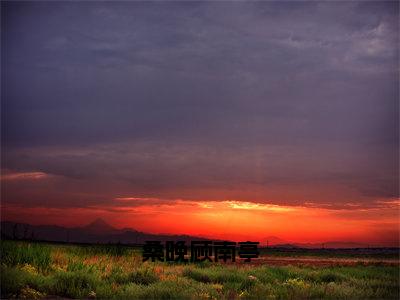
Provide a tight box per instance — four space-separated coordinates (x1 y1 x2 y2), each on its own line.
82 218 120 235
0 220 379 248
294 241 369 249
273 243 300 249
0 219 210 245
261 237 370 249
262 236 288 246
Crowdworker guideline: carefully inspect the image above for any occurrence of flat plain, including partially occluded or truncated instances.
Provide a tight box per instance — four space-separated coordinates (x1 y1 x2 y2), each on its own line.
1 240 399 299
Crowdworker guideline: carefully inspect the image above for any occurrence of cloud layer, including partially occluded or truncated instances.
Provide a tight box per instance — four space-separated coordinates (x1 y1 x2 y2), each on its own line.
1 1 398 212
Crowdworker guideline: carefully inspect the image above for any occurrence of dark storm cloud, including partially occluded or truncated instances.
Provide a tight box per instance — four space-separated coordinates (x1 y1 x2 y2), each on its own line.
1 1 398 208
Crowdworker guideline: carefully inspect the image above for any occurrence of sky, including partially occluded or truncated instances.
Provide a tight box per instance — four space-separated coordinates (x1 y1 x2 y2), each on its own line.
1 1 399 246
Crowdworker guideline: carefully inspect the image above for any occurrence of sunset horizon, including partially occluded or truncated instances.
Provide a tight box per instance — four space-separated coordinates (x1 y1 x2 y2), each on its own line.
2 191 399 247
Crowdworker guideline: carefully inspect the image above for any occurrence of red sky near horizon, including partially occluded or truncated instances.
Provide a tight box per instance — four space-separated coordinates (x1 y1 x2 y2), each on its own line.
2 170 399 247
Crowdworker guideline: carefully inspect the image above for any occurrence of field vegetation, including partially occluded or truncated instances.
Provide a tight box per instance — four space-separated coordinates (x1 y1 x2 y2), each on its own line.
1 240 399 299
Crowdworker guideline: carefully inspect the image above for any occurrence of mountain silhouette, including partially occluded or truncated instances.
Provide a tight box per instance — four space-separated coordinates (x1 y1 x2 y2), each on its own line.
294 241 369 249
0 220 211 245
82 218 118 235
262 236 288 246
0 220 389 248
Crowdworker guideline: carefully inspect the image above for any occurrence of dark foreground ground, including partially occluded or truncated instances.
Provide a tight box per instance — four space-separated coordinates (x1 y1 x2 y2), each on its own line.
1 240 399 299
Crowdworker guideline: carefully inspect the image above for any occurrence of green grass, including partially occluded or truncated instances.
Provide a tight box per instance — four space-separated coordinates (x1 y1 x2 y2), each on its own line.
0 240 398 299
258 248 399 259
65 243 132 257
1 240 52 271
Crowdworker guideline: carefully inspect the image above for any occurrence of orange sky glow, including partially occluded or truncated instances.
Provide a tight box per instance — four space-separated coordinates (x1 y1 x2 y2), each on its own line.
2 197 399 247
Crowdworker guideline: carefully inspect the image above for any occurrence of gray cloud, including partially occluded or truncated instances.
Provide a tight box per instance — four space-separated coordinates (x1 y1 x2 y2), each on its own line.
2 140 397 209
1 1 398 209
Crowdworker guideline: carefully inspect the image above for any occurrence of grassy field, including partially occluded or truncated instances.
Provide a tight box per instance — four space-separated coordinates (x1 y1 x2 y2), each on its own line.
0 240 399 299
